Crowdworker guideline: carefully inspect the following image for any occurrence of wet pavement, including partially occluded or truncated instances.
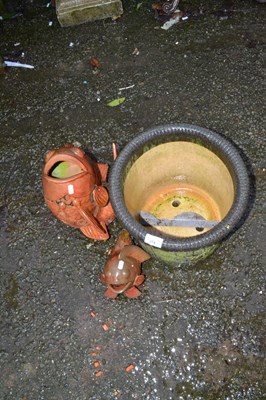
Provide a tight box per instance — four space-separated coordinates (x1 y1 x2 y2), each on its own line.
0 0 265 399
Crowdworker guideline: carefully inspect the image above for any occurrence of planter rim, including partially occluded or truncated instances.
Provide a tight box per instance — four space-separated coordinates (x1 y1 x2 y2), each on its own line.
109 124 250 252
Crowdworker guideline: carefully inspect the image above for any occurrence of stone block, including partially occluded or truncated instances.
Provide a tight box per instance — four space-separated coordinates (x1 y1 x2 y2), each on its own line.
56 0 123 27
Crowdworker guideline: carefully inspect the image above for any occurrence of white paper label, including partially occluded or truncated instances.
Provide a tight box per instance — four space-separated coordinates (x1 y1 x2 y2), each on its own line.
144 233 163 248
68 184 74 195
118 260 124 270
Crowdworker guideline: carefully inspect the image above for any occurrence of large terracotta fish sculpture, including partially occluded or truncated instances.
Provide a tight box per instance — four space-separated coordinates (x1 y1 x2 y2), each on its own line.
100 230 151 299
42 143 115 240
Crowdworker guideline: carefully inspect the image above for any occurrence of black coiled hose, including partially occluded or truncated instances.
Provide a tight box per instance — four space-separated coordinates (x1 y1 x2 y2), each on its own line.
109 124 250 252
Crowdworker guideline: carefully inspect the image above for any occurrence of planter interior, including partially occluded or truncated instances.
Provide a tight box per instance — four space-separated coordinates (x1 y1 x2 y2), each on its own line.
109 124 250 264
124 141 234 239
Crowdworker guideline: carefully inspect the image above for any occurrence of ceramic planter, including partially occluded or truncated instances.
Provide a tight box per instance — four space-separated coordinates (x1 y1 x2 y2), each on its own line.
109 124 250 265
42 144 115 240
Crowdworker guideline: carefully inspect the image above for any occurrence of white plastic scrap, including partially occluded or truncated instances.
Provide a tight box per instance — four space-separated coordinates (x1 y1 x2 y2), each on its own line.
132 47 140 56
4 61 34 69
72 141 82 148
161 11 181 30
118 84 135 91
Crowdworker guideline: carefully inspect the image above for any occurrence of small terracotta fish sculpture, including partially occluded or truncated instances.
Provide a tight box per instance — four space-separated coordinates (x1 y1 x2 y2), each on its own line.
100 230 151 299
42 143 115 240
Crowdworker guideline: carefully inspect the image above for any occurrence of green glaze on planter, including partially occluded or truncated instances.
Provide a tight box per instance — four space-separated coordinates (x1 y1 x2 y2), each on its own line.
139 242 219 265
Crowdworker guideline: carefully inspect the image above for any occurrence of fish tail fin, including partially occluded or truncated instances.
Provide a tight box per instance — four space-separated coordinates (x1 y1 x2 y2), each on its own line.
124 286 142 299
80 222 109 240
104 287 118 299
134 274 145 286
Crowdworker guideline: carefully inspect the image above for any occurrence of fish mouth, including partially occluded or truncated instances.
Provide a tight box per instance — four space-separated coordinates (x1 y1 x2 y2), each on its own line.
109 282 132 294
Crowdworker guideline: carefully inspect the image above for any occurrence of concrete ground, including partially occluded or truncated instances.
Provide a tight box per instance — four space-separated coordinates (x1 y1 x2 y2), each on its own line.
0 0 265 399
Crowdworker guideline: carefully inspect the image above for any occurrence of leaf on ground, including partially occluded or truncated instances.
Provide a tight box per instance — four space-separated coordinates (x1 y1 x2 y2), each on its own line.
107 97 126 107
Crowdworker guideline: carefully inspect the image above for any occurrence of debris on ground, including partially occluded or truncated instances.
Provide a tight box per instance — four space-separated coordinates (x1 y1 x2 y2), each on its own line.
151 1 244 27
0 11 23 22
132 47 139 56
152 0 182 24
2 60 34 69
89 57 101 69
125 364 135 373
161 10 183 30
106 97 126 107
94 361 101 368
102 323 110 331
118 84 135 92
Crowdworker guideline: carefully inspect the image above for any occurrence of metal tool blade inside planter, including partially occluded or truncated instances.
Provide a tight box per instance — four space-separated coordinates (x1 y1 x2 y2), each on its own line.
140 211 219 229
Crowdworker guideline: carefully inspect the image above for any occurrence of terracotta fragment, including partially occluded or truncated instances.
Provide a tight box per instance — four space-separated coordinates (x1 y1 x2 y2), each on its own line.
102 323 109 331
94 361 101 368
125 364 135 373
